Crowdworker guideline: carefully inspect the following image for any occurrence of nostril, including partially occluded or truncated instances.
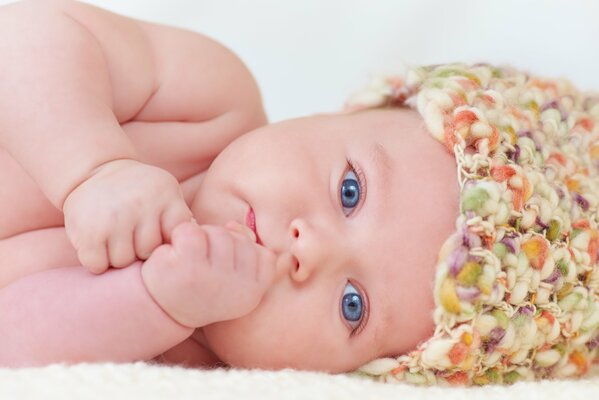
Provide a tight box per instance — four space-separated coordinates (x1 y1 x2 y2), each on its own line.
294 260 300 271
292 227 300 238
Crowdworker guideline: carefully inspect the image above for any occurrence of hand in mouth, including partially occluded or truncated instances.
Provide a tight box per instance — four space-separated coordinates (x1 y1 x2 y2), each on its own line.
245 207 263 245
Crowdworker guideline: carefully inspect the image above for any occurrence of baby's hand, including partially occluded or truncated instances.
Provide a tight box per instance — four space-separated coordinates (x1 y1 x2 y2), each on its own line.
140 221 277 328
62 159 193 273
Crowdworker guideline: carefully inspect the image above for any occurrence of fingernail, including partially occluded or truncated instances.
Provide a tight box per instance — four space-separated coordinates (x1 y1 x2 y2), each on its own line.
225 221 257 243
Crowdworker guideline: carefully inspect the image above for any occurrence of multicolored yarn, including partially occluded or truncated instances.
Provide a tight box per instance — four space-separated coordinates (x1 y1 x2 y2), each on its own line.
346 63 599 385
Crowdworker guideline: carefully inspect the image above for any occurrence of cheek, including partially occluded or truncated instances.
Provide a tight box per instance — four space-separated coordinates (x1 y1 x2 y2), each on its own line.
203 302 303 369
203 285 296 358
202 287 350 371
202 318 270 368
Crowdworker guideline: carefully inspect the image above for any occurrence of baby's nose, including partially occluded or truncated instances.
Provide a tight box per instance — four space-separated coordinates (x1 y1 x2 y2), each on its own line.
275 251 306 282
280 218 339 282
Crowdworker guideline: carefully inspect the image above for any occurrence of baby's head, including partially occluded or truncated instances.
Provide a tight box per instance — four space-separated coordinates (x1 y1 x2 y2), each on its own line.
192 106 460 371
192 64 599 385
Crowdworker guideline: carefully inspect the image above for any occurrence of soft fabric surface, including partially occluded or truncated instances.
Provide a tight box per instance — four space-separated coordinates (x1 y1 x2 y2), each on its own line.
1 363 598 400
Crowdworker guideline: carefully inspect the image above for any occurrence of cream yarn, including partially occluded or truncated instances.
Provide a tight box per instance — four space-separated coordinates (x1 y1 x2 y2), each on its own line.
348 64 599 385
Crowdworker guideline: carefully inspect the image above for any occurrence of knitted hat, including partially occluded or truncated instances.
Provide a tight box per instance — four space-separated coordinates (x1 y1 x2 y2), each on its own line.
346 63 599 385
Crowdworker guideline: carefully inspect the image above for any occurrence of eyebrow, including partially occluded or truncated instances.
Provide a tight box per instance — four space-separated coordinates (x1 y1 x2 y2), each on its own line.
371 285 393 356
370 142 392 192
364 143 394 354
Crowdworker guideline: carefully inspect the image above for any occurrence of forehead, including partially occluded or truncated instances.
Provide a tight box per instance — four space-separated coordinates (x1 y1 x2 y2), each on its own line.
322 108 458 357
262 107 459 358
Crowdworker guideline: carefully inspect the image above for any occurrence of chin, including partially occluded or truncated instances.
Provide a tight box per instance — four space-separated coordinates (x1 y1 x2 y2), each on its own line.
202 322 292 371
203 323 357 373
202 322 255 368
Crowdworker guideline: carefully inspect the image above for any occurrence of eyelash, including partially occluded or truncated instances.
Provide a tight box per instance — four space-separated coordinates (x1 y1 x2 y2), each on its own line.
344 158 367 217
348 280 370 337
340 160 369 337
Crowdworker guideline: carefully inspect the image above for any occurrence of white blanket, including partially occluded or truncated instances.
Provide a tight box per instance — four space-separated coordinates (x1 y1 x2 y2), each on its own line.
1 363 598 400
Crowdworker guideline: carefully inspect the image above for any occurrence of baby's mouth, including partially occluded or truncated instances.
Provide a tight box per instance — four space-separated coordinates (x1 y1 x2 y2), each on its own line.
245 207 263 245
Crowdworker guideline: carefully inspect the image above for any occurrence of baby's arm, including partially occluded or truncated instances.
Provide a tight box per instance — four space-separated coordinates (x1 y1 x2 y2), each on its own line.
0 222 275 366
0 263 193 367
0 0 138 210
0 1 183 272
0 0 264 272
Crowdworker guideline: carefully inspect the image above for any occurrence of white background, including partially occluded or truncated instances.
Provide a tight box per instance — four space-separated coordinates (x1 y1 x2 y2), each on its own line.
1 0 598 121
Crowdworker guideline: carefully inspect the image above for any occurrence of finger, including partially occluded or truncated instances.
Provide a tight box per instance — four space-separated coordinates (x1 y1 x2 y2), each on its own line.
161 202 194 243
108 226 137 268
202 225 235 269
77 241 109 274
225 221 257 243
171 221 208 264
134 218 163 260
231 231 261 279
256 245 278 287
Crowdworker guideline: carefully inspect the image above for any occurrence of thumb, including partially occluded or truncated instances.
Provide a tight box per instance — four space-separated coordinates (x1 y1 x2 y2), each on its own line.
224 220 257 243
161 203 194 243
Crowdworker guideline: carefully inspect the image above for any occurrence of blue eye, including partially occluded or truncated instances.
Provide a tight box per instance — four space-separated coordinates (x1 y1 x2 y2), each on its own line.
341 282 364 330
340 162 365 216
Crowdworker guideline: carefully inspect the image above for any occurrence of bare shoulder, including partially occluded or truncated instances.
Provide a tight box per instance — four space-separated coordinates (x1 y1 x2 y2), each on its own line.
62 0 264 124
1 0 265 177
6 0 264 125
134 20 265 123
0 0 156 122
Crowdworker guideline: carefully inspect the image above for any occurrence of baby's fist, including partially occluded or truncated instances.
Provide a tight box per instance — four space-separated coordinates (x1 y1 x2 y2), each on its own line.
141 222 277 328
63 159 192 274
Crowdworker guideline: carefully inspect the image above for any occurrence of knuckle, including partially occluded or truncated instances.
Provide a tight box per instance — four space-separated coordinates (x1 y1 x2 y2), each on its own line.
123 195 144 211
205 225 230 242
172 221 203 241
85 260 108 274
152 244 174 261
136 240 159 259
110 252 134 268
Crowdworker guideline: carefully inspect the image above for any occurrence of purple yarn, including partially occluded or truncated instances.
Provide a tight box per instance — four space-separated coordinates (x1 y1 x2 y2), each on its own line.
518 130 533 138
483 327 506 353
504 230 519 239
448 246 469 276
515 305 534 317
542 267 562 284
574 193 590 211
587 335 599 350
540 100 567 120
456 286 481 301
509 144 521 163
517 130 543 151
462 230 482 249
465 211 477 219
500 237 518 253
535 216 549 230
540 100 559 112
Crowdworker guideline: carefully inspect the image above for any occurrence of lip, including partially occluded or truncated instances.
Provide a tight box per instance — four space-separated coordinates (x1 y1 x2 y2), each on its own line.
245 207 263 245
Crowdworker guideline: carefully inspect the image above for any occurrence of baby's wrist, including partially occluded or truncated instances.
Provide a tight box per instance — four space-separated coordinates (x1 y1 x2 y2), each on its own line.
60 157 140 211
140 252 208 329
140 261 184 327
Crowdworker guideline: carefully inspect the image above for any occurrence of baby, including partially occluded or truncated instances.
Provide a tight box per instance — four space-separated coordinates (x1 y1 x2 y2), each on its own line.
1 0 598 386
0 0 457 373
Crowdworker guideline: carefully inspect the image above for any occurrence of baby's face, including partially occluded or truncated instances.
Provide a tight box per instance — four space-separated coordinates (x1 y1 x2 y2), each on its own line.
192 108 460 372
